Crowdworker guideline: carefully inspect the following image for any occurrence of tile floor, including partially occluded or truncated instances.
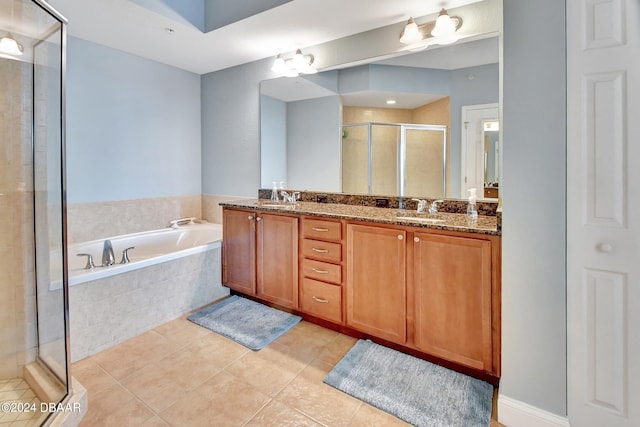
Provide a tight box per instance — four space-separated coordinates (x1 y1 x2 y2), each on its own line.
72 307 504 427
0 379 46 426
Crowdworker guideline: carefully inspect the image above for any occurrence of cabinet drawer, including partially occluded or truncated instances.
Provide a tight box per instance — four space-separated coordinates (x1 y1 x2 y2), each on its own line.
300 278 342 323
301 239 342 263
302 258 342 285
302 218 342 242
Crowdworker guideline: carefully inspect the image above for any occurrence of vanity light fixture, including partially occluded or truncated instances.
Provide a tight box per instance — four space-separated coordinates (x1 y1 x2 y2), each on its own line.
271 49 317 77
399 8 462 47
0 33 23 56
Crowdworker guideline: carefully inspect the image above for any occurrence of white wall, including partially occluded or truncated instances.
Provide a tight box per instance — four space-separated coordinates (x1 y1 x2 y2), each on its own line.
66 37 202 204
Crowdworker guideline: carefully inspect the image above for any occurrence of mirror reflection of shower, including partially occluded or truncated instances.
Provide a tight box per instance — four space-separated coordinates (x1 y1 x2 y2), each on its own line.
342 122 447 199
1 0 70 424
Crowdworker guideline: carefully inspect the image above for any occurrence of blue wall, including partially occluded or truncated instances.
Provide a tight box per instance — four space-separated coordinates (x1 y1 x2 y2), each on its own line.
287 96 341 191
201 58 272 197
66 37 202 204
450 63 500 195
260 95 287 186
502 0 567 415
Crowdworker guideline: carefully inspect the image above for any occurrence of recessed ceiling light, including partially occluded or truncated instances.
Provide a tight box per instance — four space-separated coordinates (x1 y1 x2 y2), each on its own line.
386 100 396 105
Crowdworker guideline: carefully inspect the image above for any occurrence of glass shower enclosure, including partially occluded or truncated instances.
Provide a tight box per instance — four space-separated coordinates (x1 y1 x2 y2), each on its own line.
342 122 448 198
1 0 69 425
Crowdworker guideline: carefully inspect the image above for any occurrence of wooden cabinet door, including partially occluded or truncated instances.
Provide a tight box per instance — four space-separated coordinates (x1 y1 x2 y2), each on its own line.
256 213 299 309
222 208 256 295
413 232 492 371
346 224 406 344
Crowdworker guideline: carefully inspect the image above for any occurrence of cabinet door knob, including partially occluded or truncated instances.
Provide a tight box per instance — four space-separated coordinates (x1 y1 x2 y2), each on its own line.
256 217 262 221
397 234 404 240
247 215 254 220
414 236 420 242
597 242 613 253
312 296 329 303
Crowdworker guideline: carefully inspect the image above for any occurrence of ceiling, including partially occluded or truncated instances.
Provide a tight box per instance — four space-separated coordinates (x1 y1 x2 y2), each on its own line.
45 0 486 75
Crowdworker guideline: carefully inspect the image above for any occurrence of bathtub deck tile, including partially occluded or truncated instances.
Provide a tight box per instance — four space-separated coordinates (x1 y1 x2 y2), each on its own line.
69 246 226 362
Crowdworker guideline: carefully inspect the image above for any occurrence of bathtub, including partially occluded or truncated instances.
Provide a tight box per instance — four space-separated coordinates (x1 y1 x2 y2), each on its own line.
67 222 229 361
66 222 223 287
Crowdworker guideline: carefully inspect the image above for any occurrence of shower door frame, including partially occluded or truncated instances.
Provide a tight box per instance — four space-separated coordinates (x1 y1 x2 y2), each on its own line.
30 0 71 396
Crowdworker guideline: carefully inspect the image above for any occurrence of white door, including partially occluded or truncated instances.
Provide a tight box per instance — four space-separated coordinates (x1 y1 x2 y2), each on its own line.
567 0 639 426
460 103 499 198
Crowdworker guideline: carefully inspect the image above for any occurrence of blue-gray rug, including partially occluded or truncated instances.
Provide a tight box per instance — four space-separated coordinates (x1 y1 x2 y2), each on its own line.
187 296 302 350
324 340 493 427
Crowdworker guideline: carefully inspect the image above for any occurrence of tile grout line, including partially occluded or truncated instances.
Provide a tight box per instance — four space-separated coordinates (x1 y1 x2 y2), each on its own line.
86 328 219 426
85 359 159 424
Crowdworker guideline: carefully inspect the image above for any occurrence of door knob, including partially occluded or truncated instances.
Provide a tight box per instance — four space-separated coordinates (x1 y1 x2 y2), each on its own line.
414 237 420 242
597 242 613 253
397 234 403 240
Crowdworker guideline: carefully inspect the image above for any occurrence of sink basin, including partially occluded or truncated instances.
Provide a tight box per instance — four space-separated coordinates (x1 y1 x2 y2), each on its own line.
396 216 445 224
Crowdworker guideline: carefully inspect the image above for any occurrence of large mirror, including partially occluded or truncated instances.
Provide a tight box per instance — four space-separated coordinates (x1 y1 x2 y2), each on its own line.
259 34 499 200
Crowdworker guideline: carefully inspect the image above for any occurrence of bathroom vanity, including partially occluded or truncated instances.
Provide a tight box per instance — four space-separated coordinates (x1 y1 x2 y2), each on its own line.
220 196 501 384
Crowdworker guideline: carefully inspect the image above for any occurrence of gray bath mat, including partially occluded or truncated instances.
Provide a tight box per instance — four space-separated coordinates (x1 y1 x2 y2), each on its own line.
324 340 493 427
187 295 301 350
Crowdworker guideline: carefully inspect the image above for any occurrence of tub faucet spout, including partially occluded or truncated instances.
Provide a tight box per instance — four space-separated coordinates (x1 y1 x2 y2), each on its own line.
102 240 115 266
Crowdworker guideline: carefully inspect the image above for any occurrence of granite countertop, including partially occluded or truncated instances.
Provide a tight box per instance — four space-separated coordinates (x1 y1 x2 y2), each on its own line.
219 199 500 236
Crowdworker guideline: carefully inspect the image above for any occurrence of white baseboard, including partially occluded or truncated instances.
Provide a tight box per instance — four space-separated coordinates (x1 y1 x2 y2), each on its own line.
498 394 570 427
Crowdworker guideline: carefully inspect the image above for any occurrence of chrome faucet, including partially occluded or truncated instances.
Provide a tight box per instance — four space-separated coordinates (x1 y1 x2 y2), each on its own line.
102 240 115 266
120 247 135 264
77 253 95 270
429 200 444 214
280 191 300 204
411 198 427 213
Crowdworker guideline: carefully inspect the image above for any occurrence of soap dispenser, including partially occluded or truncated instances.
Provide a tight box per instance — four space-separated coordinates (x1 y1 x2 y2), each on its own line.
270 181 279 202
467 188 478 220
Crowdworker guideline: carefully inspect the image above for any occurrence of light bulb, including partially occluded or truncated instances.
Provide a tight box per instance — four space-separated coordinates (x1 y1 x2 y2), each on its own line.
271 55 286 73
0 35 23 56
292 49 307 69
399 18 422 44
430 9 458 45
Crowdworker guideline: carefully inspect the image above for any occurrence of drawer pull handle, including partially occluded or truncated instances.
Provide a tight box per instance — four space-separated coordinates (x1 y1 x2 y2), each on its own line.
311 227 329 232
312 296 329 303
312 268 329 274
312 248 329 253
